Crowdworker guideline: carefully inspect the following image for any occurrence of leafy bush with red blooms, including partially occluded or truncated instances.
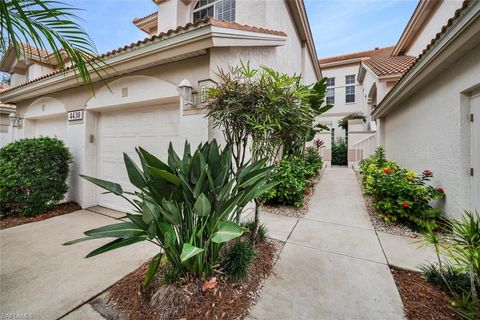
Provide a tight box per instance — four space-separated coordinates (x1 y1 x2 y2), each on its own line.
360 147 446 230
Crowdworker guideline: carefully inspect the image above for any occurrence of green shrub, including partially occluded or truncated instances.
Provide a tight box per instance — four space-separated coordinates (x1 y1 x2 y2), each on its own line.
359 146 445 230
263 147 322 208
331 137 347 166
0 137 72 216
303 146 323 179
263 157 309 207
421 263 478 296
241 220 268 242
223 240 256 281
65 140 275 286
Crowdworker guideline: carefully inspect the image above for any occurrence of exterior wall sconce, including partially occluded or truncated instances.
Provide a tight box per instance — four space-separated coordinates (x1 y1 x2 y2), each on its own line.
9 112 22 127
179 79 194 108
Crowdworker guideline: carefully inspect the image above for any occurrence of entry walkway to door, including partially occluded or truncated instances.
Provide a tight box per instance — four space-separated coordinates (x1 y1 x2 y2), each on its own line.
248 167 405 320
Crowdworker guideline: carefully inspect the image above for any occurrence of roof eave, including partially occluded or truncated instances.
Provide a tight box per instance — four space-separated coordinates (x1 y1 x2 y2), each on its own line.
0 25 287 102
392 0 441 56
285 0 322 79
373 1 480 118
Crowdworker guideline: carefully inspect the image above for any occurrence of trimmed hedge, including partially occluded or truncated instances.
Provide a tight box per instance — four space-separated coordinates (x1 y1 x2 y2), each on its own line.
0 137 72 216
332 137 347 166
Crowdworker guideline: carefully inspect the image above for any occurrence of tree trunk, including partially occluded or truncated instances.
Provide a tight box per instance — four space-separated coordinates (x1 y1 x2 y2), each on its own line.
251 199 261 242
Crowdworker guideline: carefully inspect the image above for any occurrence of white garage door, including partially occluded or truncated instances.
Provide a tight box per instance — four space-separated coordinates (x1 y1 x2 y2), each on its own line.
33 115 67 140
96 105 179 211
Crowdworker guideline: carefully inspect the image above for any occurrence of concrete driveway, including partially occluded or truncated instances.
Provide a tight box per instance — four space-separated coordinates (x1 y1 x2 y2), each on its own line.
0 209 157 320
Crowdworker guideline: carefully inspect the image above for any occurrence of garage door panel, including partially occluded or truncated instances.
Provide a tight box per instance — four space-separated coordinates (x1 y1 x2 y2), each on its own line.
97 105 180 211
34 116 67 141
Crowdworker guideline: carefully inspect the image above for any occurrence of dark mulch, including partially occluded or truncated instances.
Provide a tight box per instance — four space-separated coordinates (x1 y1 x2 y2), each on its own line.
92 239 283 320
391 267 461 320
0 202 81 230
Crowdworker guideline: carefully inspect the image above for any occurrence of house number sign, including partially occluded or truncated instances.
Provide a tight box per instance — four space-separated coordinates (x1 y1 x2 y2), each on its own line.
68 110 83 121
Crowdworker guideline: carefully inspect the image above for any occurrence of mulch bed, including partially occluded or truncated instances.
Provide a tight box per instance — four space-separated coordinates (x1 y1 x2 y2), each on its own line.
91 239 284 320
0 201 81 230
391 267 461 320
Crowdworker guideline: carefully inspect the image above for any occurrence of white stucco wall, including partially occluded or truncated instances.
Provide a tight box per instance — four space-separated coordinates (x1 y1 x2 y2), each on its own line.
405 0 463 57
382 45 480 218
11 55 211 209
27 63 55 82
319 63 365 137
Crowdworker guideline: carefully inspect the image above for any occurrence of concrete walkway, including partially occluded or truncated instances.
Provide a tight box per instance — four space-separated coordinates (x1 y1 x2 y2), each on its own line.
248 167 406 320
0 209 157 320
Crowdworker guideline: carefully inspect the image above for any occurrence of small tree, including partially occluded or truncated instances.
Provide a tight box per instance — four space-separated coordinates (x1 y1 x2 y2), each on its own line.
207 62 332 239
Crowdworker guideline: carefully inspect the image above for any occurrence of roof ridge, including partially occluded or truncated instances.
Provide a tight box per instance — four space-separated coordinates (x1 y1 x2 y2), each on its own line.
319 46 396 63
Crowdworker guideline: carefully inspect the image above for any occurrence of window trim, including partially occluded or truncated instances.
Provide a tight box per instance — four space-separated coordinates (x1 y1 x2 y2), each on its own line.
193 0 235 22
345 85 355 103
345 74 355 85
326 87 335 105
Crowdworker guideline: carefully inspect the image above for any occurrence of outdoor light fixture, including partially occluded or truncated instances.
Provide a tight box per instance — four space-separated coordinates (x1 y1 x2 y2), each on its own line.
179 78 194 108
8 112 22 127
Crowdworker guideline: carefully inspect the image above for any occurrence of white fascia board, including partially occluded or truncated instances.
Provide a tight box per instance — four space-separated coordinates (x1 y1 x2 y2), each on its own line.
1 25 288 101
210 26 287 47
373 1 480 118
0 26 214 101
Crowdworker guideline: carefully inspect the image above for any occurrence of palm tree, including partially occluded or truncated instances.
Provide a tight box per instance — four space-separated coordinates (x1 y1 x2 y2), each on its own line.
0 0 106 88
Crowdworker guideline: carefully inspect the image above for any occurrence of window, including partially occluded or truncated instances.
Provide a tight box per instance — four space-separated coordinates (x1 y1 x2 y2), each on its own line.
326 87 335 104
345 74 355 103
326 77 335 104
345 74 355 85
346 85 355 103
193 0 236 23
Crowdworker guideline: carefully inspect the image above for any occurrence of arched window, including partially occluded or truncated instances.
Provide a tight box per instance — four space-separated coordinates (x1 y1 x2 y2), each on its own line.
193 0 235 23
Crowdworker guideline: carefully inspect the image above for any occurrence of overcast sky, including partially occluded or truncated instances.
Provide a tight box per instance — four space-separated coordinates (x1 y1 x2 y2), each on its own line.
68 0 419 59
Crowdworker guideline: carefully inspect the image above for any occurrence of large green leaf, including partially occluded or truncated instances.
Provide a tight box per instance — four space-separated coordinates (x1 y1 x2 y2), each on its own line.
194 193 211 216
137 147 171 172
147 166 182 186
211 220 243 243
180 243 204 262
143 253 162 288
85 236 147 258
84 222 146 238
124 153 147 190
237 166 273 188
80 175 123 195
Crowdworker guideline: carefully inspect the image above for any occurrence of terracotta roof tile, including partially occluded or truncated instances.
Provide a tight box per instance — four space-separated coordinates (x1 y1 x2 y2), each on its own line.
319 46 395 64
363 54 416 76
376 0 471 110
0 102 16 110
133 11 157 24
0 18 286 95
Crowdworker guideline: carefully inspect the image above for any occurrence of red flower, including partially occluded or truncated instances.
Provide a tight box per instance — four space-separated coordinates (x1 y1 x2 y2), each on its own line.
304 189 310 196
437 187 444 193
402 202 410 208
383 168 393 174
274 160 279 165
386 214 392 219
423 169 433 176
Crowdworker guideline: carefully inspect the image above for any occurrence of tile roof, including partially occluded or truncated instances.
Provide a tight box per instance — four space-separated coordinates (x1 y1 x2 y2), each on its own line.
0 18 287 95
363 54 416 76
376 0 471 110
319 46 395 64
133 11 157 24
0 102 16 110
